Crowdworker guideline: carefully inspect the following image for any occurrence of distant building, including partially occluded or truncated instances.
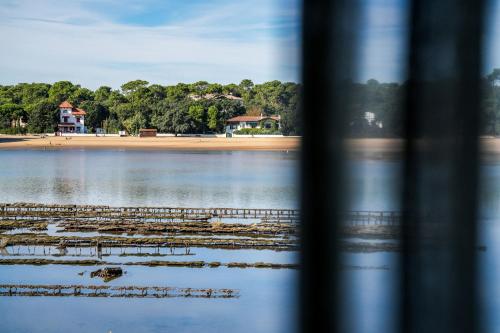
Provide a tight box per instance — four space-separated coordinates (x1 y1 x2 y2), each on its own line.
10 117 27 128
57 101 87 134
189 93 243 101
226 115 281 134
364 112 375 124
364 111 383 129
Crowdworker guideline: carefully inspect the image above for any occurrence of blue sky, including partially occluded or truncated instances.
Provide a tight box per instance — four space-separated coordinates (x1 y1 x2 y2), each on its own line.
0 0 301 89
357 0 500 83
357 0 409 82
0 0 498 89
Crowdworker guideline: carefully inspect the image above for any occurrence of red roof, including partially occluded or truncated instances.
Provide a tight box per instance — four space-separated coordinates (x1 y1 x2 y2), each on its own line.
59 101 86 115
226 115 280 123
72 108 86 115
59 101 73 108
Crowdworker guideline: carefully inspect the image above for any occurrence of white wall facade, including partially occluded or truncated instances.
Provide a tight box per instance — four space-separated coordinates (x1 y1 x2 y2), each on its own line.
227 121 259 131
59 107 86 133
226 119 280 134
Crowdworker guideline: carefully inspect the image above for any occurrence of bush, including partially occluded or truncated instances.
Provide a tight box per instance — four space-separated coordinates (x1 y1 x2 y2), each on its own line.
0 127 28 135
233 128 281 135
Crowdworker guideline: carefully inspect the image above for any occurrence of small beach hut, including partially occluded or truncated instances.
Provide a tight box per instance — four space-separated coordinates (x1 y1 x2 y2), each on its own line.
139 129 157 137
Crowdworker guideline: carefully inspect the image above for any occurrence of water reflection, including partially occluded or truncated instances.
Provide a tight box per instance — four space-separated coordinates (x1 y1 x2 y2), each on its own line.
0 149 299 333
0 150 297 208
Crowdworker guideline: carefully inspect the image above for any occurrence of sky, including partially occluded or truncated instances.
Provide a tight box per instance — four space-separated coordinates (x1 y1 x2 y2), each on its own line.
357 0 500 83
0 0 498 89
357 0 409 83
0 0 301 89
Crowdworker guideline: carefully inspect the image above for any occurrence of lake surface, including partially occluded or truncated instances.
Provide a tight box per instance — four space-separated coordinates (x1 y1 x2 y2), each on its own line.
1 149 500 333
0 149 299 333
0 149 298 208
341 157 500 333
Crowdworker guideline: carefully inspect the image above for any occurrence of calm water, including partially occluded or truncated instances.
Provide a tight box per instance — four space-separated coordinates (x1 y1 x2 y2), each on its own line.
1 149 500 333
344 157 500 333
0 149 298 333
0 149 298 208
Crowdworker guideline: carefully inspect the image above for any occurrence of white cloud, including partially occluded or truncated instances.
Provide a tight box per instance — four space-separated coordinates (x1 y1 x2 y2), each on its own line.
0 0 300 89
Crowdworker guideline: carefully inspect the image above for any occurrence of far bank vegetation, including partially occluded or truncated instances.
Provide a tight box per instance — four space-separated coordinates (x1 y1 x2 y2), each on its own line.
0 79 300 136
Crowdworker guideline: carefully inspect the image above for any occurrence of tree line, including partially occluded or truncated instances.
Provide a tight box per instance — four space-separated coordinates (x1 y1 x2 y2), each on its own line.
3 70 500 137
0 79 300 135
346 69 500 137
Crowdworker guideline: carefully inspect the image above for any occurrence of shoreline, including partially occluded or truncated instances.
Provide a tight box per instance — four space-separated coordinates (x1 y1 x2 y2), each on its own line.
4 136 500 154
0 135 300 151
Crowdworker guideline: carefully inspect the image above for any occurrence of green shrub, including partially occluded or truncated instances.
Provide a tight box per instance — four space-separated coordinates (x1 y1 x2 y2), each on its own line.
233 128 281 135
0 127 28 135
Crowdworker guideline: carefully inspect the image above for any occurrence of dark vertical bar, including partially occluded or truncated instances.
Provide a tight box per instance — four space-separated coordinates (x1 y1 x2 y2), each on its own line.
402 1 484 333
300 0 361 332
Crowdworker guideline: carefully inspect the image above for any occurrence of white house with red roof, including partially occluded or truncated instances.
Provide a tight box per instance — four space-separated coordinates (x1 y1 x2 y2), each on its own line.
57 101 87 134
226 115 281 134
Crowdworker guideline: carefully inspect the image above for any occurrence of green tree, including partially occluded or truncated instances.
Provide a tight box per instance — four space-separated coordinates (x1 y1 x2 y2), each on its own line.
152 100 190 136
121 80 149 96
0 79 304 136
223 83 241 97
70 87 94 105
80 101 109 132
111 103 135 124
482 69 500 135
48 81 78 103
94 86 112 103
0 103 19 128
206 83 223 94
207 105 219 132
213 98 245 120
122 112 147 135
103 117 121 134
166 84 190 102
106 90 127 108
27 100 58 133
188 104 205 133
239 79 254 92
190 81 209 95
0 103 27 128
148 84 167 103
15 83 50 106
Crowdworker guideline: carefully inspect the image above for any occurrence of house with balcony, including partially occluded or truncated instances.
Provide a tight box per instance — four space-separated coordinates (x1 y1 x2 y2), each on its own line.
57 101 87 134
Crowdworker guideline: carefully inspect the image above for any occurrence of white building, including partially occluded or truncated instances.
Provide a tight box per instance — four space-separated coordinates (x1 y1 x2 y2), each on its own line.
226 115 281 134
189 93 243 101
364 112 375 124
364 111 383 129
57 101 87 134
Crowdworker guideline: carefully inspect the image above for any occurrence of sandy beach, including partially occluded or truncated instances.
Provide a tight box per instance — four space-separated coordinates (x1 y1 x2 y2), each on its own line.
0 135 300 151
5 136 500 154
346 137 500 155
